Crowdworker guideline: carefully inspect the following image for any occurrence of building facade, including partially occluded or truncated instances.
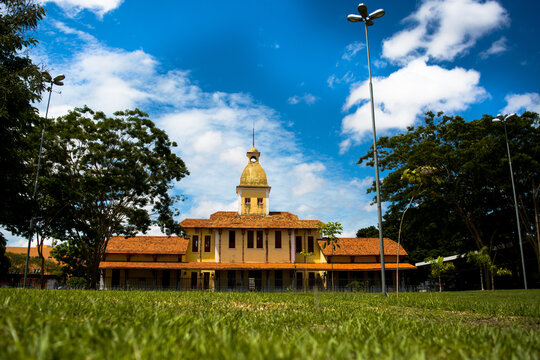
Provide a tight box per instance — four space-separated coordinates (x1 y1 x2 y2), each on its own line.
99 146 415 291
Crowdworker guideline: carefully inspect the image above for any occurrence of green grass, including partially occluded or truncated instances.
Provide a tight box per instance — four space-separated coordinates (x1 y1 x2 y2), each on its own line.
0 289 538 359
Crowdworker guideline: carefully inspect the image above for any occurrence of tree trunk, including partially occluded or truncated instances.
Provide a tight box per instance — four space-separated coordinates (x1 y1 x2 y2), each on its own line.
439 275 442 292
491 271 495 291
480 267 484 291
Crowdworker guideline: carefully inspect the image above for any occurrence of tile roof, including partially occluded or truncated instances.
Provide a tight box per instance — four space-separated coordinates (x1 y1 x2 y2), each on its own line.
318 238 408 256
180 211 323 229
105 236 189 255
99 261 415 271
6 245 55 260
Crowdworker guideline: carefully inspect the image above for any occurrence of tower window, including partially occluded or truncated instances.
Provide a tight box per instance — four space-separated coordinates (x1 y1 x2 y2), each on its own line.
250 156 257 163
295 236 303 253
192 235 199 252
229 231 236 248
204 235 211 252
247 231 254 248
245 198 251 205
308 236 314 253
257 198 263 206
275 231 282 249
256 231 263 248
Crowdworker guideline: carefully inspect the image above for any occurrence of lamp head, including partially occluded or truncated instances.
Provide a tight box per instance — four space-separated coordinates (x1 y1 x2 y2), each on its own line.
347 14 364 22
42 71 52 82
357 3 368 18
369 9 385 19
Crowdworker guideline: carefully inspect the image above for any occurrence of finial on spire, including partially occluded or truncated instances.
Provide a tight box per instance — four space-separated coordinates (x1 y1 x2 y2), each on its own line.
252 123 255 147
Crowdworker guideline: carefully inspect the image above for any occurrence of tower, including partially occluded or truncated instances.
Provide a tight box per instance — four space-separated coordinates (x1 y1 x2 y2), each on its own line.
236 146 271 215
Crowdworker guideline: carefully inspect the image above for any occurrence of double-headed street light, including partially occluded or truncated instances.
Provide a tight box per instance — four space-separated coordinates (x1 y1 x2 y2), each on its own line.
492 113 528 290
347 3 387 295
22 72 65 288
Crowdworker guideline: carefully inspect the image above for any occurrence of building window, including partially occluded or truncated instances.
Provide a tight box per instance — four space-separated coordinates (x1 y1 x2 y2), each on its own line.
245 197 251 205
257 198 263 206
275 231 282 249
204 235 211 252
295 236 303 253
247 231 254 248
308 236 314 253
229 230 236 248
256 231 263 248
192 235 199 252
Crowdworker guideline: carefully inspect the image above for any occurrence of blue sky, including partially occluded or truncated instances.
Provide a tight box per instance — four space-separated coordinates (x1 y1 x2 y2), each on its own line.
6 0 540 245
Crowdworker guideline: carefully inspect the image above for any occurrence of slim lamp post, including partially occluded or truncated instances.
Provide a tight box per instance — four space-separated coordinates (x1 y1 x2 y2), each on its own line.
347 3 387 295
492 113 527 290
22 72 64 288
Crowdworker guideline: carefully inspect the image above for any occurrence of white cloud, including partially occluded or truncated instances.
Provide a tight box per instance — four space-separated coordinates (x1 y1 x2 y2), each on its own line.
288 93 318 105
44 0 124 17
341 58 486 141
292 163 326 196
502 93 540 114
327 71 355 89
480 36 508 59
342 42 365 61
382 0 507 63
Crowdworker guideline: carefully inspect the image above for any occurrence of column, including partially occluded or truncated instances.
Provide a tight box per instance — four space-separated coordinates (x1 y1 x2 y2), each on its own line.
214 229 220 263
290 230 296 263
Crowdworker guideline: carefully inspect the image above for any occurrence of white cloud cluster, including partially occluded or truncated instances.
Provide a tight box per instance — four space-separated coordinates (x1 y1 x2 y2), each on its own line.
340 58 486 152
340 0 503 151
502 93 540 114
44 0 123 17
382 0 506 63
288 93 318 105
27 22 376 241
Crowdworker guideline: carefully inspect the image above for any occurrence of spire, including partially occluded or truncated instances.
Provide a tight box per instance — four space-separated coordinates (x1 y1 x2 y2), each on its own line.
252 122 255 147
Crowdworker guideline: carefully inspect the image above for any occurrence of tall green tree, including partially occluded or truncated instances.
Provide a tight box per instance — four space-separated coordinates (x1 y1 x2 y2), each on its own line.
358 112 540 283
356 225 379 238
0 0 46 242
45 107 189 288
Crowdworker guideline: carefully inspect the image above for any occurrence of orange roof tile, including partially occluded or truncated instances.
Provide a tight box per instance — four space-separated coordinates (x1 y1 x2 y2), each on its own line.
318 238 408 256
6 245 56 261
180 211 323 229
105 236 189 255
99 261 415 271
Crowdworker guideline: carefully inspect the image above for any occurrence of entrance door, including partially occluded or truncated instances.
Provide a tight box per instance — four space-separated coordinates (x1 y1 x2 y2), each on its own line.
111 269 120 288
162 270 170 289
203 272 210 290
191 272 198 289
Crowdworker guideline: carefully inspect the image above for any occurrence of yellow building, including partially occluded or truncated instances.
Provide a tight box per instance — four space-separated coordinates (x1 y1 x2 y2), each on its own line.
99 145 415 291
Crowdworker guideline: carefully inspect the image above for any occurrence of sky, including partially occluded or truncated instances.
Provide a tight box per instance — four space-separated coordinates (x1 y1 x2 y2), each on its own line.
6 0 540 246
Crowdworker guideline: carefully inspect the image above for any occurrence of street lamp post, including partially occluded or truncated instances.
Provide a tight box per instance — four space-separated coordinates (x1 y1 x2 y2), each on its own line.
492 113 528 290
347 3 387 295
22 72 64 288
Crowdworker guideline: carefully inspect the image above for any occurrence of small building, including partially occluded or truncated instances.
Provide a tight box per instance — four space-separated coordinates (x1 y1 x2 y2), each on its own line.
99 145 415 291
2 245 60 288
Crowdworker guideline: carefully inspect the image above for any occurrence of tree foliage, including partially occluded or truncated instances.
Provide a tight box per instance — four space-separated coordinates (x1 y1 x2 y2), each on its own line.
42 107 189 288
0 0 46 243
356 225 379 238
425 256 455 292
317 221 342 291
358 112 540 283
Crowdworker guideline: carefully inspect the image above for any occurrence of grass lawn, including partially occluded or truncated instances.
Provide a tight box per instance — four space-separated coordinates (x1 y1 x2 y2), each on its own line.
0 289 538 359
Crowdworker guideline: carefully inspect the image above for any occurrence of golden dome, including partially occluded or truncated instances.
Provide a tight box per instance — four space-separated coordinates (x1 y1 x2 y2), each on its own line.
239 162 268 187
